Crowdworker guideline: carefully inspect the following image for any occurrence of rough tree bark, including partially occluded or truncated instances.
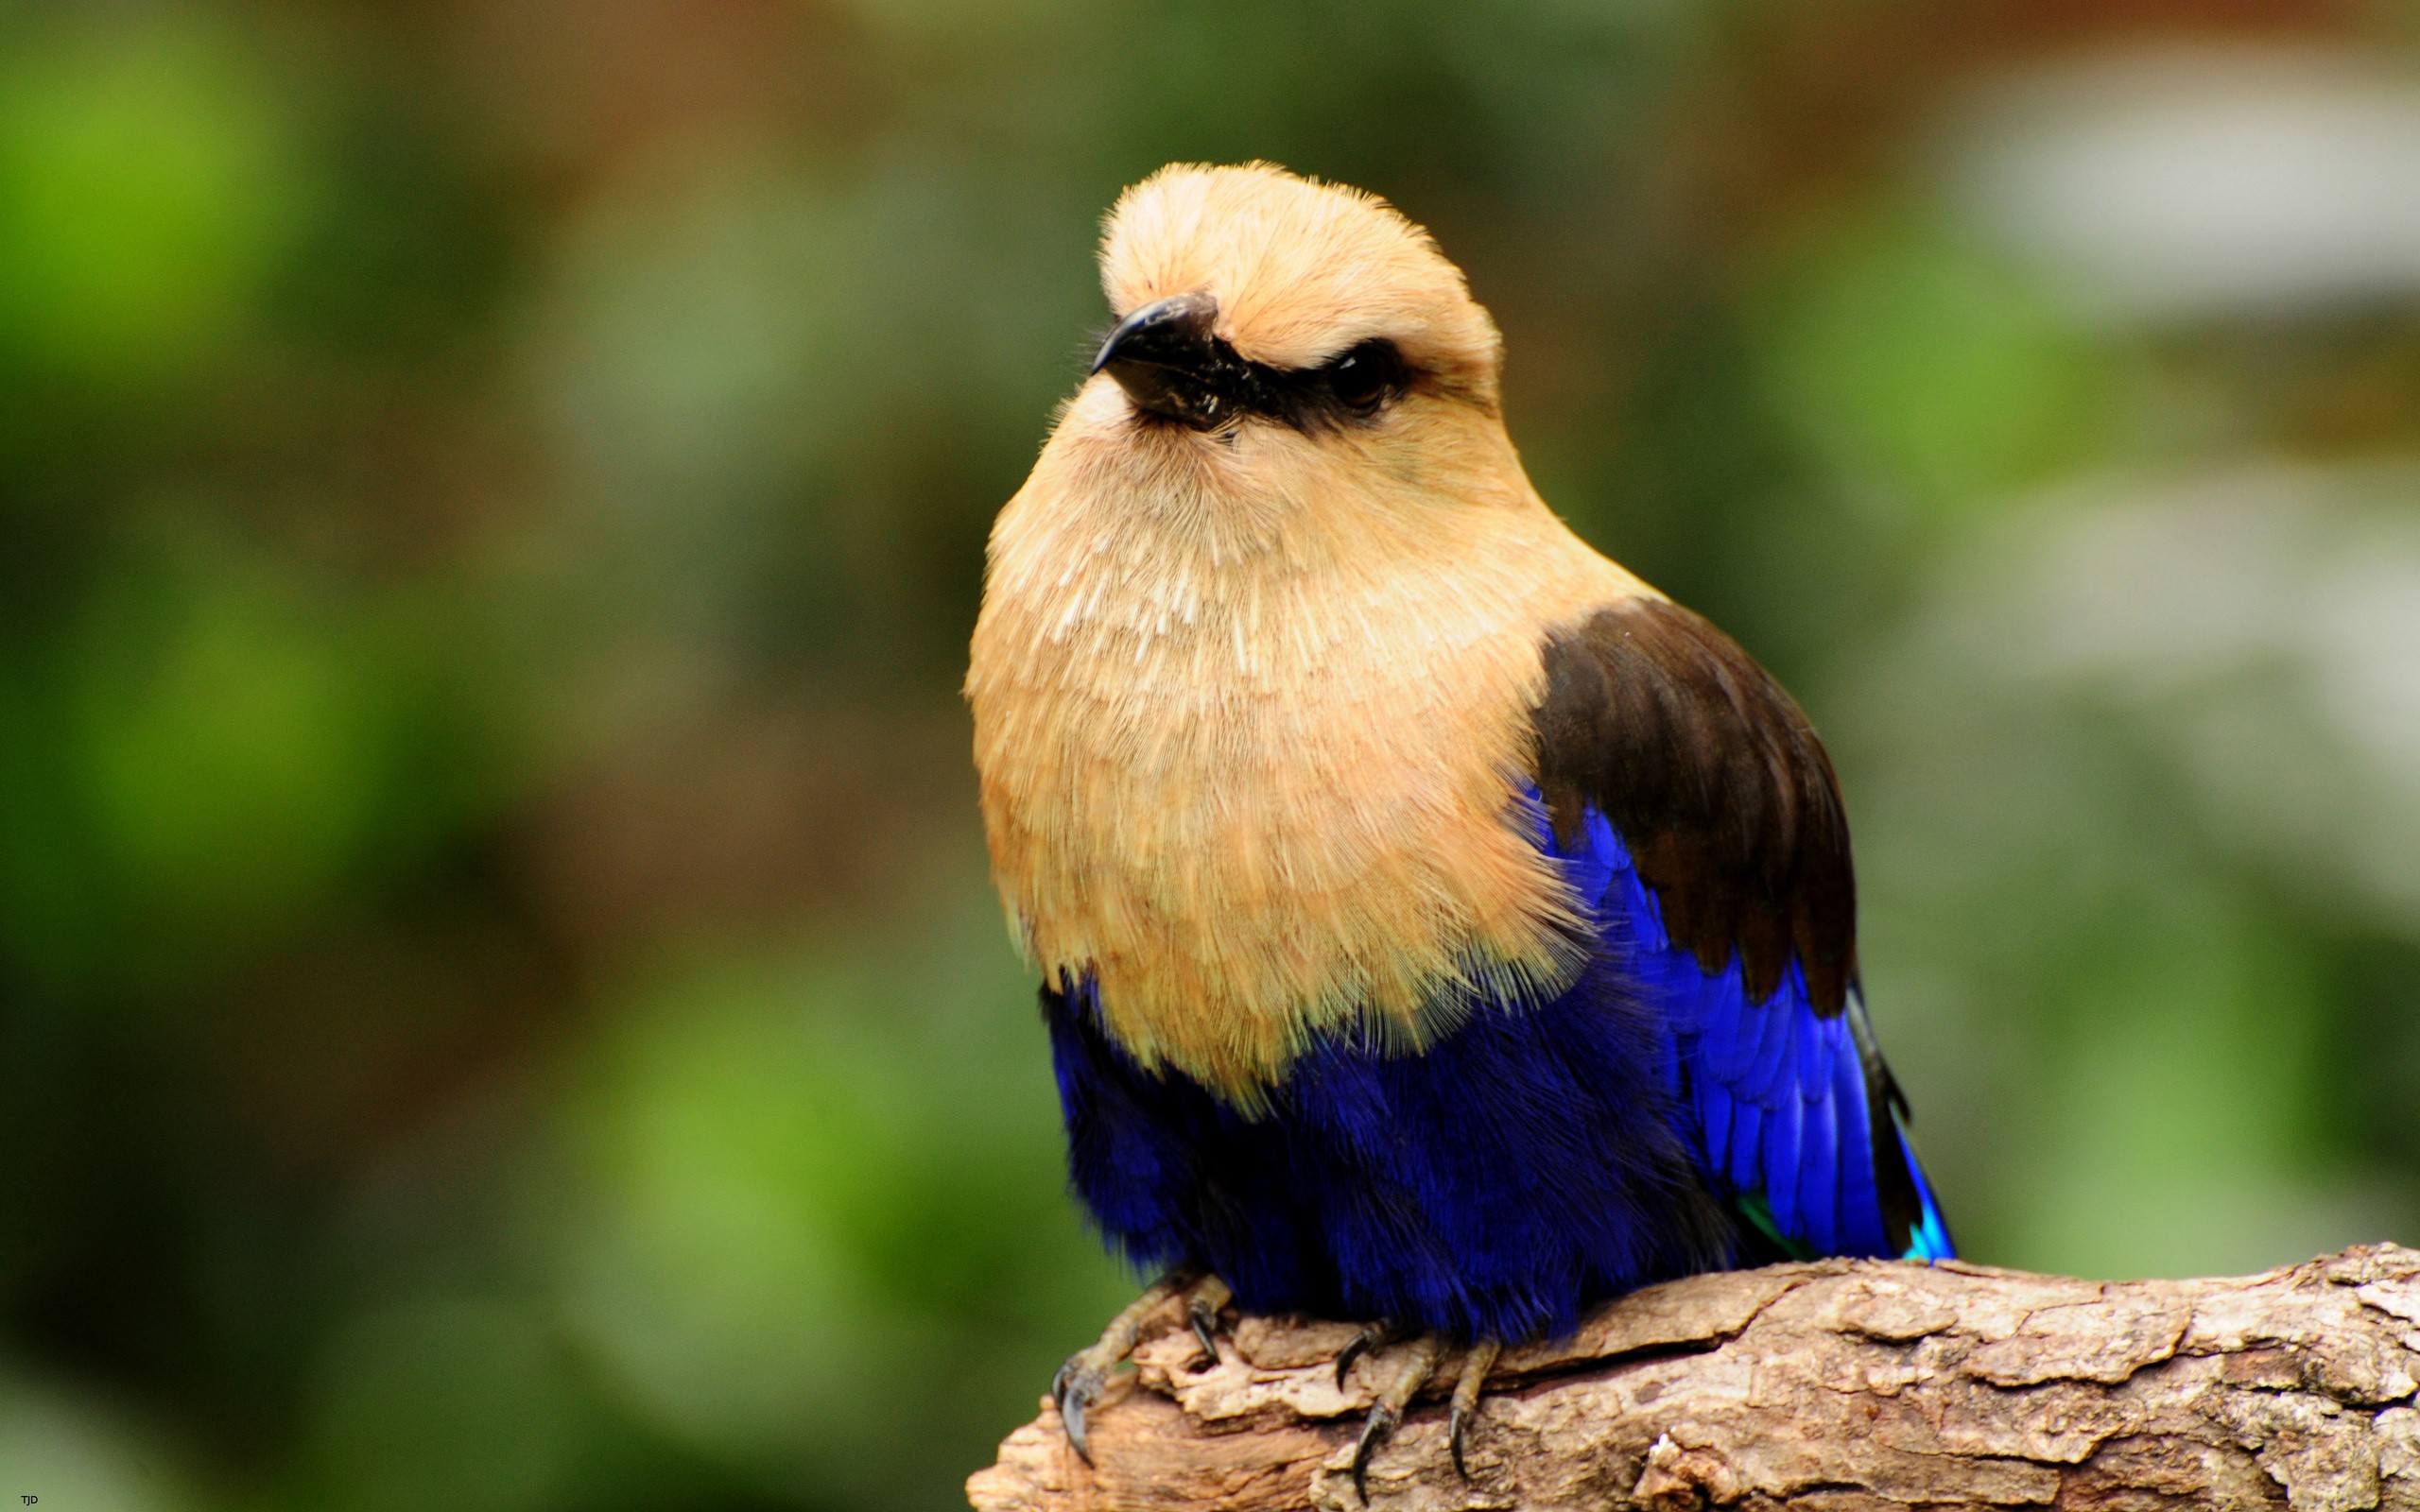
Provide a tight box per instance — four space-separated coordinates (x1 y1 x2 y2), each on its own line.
966 1244 2420 1512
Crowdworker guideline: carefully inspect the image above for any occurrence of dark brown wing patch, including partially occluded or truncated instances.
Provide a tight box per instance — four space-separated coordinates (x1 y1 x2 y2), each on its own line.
1532 597 1858 1015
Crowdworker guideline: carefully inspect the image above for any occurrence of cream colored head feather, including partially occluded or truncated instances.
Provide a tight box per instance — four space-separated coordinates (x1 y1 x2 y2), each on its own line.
1099 162 1504 400
966 163 1651 1102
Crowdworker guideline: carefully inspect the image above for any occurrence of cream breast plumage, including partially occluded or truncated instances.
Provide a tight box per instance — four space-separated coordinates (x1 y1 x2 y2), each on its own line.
970 423 1645 1096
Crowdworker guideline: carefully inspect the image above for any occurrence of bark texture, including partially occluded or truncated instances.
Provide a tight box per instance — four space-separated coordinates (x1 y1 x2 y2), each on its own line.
967 1245 2420 1512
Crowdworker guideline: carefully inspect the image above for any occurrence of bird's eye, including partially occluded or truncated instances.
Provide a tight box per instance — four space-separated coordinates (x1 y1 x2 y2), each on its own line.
1323 340 1405 415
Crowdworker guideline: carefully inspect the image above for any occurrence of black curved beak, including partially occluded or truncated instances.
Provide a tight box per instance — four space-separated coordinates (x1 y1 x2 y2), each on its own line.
1091 292 1252 429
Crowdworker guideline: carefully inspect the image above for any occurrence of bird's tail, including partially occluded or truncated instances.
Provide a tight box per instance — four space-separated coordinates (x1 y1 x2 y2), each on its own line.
1895 1125 1956 1262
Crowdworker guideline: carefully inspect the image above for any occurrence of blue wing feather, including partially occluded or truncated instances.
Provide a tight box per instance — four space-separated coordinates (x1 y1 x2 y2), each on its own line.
1832 1036 1886 1255
1760 1069 1805 1237
1547 795 1952 1263
1727 1089 1762 1195
1796 1008 1833 1105
1796 1041 1838 1253
1698 1074 1734 1173
1737 977 1798 1105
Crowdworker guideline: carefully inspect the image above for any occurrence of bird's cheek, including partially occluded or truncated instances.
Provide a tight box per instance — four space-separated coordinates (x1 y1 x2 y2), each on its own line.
1065 378 1166 439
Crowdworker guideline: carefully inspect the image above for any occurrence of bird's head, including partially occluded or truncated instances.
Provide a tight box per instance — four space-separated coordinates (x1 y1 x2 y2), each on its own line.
1063 163 1511 487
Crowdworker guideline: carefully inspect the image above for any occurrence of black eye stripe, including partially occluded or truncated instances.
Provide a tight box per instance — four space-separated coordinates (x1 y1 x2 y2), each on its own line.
1251 338 1412 431
1103 330 1418 435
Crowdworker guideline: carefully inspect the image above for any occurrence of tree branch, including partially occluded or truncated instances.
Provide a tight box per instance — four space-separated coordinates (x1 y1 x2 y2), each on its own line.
967 1245 2420 1511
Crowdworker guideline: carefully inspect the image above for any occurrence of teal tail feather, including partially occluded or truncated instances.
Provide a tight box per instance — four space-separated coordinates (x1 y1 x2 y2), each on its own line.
1897 1125 1956 1262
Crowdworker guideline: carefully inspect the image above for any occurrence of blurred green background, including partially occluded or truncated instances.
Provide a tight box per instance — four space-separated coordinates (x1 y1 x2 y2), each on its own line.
9 0 2420 1506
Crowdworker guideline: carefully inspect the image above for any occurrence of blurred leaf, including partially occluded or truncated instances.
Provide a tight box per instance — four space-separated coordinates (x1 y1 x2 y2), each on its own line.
1754 207 2118 520
0 1375 195 1512
560 961 940 1493
558 927 1125 1510
534 146 874 507
0 534 514 993
304 1297 579 1512
0 15 304 387
2001 898 2363 1279
75 567 386 933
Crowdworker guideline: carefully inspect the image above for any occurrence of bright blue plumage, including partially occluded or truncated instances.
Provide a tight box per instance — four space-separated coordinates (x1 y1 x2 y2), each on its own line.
1044 918 1728 1343
1046 792 1954 1347
1569 801 1954 1265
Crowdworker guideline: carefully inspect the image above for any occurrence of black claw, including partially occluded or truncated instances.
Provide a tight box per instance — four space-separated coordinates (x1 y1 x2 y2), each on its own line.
1336 1321 1395 1390
1352 1402 1400 1503
1052 1358 1097 1465
1187 1299 1221 1371
1063 1395 1091 1465
1449 1402 1474 1481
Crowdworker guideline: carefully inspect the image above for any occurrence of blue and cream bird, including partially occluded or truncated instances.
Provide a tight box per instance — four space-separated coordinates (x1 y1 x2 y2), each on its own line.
965 163 1954 1488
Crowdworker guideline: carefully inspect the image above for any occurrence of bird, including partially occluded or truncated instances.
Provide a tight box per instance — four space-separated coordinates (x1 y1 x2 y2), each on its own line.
963 162 1954 1496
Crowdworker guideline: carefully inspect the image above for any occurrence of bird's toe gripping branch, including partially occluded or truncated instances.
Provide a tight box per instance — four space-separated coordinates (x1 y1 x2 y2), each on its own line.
1448 1339 1501 1480
1346 1334 1442 1503
1337 1331 1505 1502
1184 1274 1233 1370
1050 1268 1233 1464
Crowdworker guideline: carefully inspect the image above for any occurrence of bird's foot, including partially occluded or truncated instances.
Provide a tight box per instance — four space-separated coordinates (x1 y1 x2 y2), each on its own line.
1184 1273 1234 1371
1334 1332 1501 1500
1347 1332 1442 1503
1050 1266 1231 1463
